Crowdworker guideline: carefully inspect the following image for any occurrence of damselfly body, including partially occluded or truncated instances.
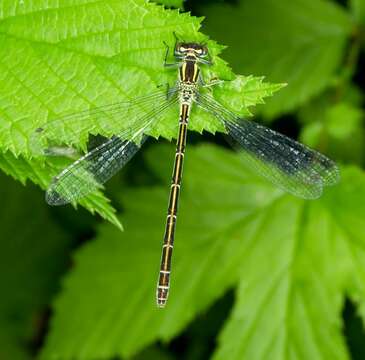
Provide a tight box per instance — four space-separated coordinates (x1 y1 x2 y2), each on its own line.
33 39 340 308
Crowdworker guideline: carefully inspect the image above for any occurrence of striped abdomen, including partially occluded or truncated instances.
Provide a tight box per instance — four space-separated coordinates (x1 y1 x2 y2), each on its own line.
156 103 190 307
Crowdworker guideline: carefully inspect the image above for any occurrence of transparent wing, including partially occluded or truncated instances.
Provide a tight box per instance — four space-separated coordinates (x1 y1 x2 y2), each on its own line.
41 91 178 205
196 93 340 199
30 88 177 155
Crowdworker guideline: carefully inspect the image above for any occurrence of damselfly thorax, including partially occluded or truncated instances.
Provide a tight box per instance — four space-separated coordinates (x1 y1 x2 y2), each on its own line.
176 49 203 105
33 38 340 309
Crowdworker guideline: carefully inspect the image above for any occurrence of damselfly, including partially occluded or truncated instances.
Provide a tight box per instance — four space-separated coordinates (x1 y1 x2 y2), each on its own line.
32 40 340 308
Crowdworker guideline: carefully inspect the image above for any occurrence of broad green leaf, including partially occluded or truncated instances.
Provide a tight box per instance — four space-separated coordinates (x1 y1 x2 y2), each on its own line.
0 0 220 156
41 143 365 360
213 76 286 117
199 0 353 118
0 0 283 227
0 174 72 360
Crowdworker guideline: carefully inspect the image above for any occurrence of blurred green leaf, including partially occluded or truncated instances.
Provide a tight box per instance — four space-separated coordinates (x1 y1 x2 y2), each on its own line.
40 143 365 360
132 345 175 360
0 174 72 360
199 0 353 118
351 0 365 24
325 102 362 139
300 100 364 164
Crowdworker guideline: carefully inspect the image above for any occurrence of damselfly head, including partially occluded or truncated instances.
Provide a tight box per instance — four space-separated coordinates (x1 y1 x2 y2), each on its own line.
175 42 208 59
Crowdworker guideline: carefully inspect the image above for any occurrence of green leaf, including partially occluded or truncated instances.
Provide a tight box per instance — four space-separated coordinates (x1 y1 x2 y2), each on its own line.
40 143 365 359
319 102 362 139
0 152 122 230
0 173 72 360
199 0 353 118
154 0 184 8
191 75 285 134
351 0 365 24
213 76 286 117
0 0 283 227
132 345 175 360
0 0 214 155
299 99 365 164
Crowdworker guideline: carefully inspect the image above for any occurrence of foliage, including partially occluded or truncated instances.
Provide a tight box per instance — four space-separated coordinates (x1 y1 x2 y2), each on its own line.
1 0 365 359
200 0 353 119
40 144 365 360
155 0 185 8
0 174 72 360
0 0 281 229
